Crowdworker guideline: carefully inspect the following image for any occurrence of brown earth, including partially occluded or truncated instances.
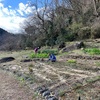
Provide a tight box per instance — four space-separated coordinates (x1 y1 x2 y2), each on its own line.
0 48 100 100
0 70 33 100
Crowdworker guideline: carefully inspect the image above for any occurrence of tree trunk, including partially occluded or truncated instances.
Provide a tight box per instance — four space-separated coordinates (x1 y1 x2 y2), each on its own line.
92 0 98 16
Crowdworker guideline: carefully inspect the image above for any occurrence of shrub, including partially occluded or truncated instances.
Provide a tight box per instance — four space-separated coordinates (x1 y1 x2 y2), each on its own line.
70 22 83 33
55 35 66 44
68 22 83 40
91 26 100 38
41 49 58 55
78 27 91 39
33 38 45 48
65 32 76 41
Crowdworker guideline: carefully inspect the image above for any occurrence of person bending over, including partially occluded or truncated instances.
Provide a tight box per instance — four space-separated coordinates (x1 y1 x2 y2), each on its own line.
48 54 56 62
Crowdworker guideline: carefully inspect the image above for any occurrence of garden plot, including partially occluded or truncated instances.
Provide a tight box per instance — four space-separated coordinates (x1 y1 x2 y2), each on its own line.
0 50 100 100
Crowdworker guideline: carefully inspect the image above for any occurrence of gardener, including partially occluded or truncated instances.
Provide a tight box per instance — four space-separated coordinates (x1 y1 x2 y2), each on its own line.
34 47 40 53
48 54 56 62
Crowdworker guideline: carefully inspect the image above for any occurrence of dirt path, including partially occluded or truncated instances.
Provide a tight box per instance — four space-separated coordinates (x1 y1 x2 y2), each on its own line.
0 70 33 100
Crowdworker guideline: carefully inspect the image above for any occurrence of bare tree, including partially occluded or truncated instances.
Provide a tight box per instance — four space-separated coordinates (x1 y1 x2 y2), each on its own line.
21 0 83 46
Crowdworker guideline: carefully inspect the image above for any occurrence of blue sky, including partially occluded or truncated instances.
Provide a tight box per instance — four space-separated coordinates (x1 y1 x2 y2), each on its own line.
0 0 35 33
4 0 28 9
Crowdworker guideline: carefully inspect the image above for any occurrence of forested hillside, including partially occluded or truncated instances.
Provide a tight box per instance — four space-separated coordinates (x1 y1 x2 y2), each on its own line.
20 0 100 49
0 0 100 50
0 28 22 50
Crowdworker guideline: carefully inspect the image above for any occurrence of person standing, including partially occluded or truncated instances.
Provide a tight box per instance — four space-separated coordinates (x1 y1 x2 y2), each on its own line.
34 47 39 53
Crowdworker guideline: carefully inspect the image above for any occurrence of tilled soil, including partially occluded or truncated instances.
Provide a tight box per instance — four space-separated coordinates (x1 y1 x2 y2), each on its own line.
0 50 100 100
0 70 33 100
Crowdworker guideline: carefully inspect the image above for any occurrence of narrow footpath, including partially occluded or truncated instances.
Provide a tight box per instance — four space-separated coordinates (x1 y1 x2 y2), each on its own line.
0 70 33 100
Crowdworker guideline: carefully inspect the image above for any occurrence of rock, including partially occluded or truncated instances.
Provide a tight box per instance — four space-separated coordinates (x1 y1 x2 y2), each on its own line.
36 87 43 92
29 81 33 84
46 96 58 100
24 76 30 80
26 78 33 81
5 68 9 71
20 59 32 62
16 72 22 77
74 41 84 49
13 71 17 74
0 57 15 63
12 66 17 70
39 88 49 94
58 42 65 49
42 90 50 97
61 41 85 53
22 55 29 58
40 58 44 61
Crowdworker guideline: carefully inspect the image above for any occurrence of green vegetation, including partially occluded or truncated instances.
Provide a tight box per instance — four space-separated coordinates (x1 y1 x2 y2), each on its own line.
73 83 83 90
91 26 100 39
32 92 39 99
78 27 91 39
29 64 34 67
19 1 100 49
1 0 100 51
30 49 58 58
83 48 100 55
28 67 33 73
76 89 84 94
17 77 25 84
86 76 100 83
67 59 77 63
58 91 66 97
95 62 100 66
30 52 48 58
41 49 58 55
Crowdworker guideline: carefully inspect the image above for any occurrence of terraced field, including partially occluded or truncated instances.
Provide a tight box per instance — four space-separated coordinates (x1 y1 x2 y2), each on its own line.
0 40 100 100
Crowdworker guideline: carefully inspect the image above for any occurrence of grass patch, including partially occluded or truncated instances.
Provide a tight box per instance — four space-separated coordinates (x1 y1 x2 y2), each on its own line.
59 91 66 97
76 89 84 94
67 59 77 63
95 62 100 66
30 53 48 58
73 83 83 90
32 92 39 99
58 52 69 56
30 49 58 58
83 48 100 55
41 49 58 55
86 76 100 83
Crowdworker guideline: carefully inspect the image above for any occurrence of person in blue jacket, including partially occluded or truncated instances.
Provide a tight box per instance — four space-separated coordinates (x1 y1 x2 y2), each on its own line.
48 54 56 62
